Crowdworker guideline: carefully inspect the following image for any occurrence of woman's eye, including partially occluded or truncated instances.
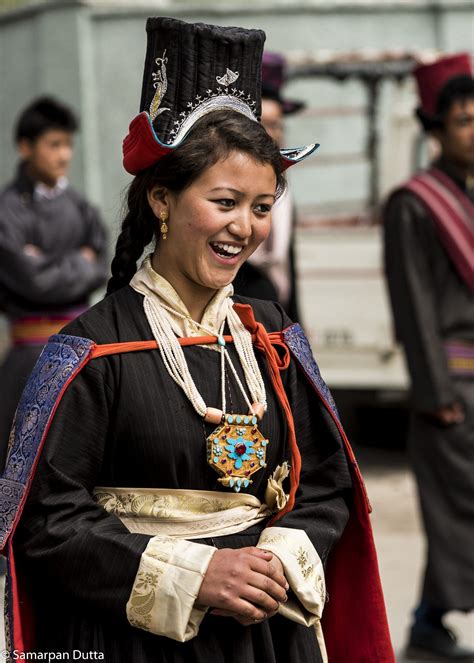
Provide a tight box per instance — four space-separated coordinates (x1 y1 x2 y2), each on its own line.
215 199 235 208
254 204 272 214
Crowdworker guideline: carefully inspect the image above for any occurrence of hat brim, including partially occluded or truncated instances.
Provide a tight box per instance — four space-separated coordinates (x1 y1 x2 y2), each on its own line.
282 99 306 115
123 112 318 175
261 86 306 115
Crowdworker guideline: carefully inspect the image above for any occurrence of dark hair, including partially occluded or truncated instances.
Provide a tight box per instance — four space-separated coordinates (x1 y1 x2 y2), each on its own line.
14 95 78 143
416 74 474 132
106 110 285 295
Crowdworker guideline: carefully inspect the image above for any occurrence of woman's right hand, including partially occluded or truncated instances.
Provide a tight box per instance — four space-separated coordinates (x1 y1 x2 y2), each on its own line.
197 546 289 624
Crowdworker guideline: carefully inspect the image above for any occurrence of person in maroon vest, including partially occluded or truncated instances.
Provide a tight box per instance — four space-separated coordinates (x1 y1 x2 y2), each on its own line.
383 54 474 661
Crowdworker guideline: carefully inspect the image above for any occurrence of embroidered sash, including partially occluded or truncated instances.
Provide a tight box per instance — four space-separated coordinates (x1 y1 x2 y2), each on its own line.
445 340 474 376
94 486 328 662
93 487 272 538
9 306 88 347
403 168 474 292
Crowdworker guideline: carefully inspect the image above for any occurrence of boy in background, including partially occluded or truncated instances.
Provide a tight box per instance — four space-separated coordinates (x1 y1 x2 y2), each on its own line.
0 96 108 470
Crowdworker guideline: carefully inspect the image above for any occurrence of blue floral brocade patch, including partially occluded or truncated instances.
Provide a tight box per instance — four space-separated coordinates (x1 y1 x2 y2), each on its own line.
0 334 94 550
282 324 340 421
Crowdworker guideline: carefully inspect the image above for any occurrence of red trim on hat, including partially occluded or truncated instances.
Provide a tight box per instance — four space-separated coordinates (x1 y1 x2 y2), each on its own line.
414 53 473 116
123 112 173 175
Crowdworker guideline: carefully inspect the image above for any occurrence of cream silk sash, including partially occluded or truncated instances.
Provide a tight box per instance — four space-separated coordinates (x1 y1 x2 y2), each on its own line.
93 484 327 661
93 486 272 538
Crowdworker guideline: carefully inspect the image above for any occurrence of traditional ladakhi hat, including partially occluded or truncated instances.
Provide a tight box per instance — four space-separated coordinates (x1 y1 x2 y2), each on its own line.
123 17 318 175
261 51 305 115
414 52 473 117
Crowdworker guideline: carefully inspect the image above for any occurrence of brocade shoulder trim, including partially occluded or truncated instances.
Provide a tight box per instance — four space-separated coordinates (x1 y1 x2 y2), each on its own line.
282 324 340 421
0 334 94 550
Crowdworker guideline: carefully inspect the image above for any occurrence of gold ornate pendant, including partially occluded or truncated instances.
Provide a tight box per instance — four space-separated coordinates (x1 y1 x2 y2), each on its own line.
207 414 269 492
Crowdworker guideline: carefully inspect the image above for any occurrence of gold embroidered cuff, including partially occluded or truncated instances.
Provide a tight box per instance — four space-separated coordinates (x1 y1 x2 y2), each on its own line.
257 527 327 662
126 535 217 641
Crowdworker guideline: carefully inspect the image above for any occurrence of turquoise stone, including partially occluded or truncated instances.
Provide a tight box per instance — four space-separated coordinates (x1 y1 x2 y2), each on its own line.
262 440 268 446
243 479 249 488
213 456 218 463
227 415 234 424
229 478 234 487
217 335 226 347
251 416 257 425
244 416 249 424
236 415 242 424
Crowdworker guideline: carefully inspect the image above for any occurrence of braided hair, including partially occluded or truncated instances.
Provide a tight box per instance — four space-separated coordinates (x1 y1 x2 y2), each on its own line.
106 110 285 295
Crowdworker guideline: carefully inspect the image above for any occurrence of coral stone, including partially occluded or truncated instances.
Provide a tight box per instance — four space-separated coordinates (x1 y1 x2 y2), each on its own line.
235 443 247 456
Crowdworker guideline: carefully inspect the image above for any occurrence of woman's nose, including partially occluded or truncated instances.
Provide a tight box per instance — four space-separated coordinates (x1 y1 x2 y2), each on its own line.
228 211 252 239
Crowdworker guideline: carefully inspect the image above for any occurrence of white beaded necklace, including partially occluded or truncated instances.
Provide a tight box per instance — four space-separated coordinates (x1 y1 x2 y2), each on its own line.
144 296 267 419
143 294 270 492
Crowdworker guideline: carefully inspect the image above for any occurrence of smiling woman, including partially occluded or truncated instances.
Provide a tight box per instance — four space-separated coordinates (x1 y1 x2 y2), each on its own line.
107 111 284 321
2 15 394 663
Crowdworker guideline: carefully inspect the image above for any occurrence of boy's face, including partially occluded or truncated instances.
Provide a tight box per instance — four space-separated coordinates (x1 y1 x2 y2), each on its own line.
436 98 474 169
18 129 74 186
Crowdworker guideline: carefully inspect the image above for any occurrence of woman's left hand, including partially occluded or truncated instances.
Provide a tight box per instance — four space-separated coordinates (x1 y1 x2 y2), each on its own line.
210 551 287 625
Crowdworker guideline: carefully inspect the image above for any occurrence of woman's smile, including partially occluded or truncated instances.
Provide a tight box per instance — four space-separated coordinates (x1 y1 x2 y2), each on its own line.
208 240 244 264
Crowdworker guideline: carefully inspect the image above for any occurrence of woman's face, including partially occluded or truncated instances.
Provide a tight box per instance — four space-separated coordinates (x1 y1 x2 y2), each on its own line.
151 150 277 300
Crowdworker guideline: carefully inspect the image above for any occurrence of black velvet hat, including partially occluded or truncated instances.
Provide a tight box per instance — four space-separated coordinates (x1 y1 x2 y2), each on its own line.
123 17 318 174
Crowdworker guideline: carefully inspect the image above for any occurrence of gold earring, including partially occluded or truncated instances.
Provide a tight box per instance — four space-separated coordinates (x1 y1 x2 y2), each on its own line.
159 210 168 240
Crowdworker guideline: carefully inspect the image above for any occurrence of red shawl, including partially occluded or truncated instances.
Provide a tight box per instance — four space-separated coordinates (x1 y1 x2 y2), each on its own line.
403 167 474 292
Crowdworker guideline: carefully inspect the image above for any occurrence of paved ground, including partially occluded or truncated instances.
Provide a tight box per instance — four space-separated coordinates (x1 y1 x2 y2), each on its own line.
360 447 474 660
0 448 472 659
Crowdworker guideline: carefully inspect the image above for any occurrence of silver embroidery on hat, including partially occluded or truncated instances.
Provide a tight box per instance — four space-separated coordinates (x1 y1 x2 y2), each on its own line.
169 95 257 146
149 51 170 121
216 68 239 87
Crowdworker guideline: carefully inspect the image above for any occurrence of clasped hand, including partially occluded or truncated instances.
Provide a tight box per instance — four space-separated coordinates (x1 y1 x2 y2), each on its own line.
197 546 289 626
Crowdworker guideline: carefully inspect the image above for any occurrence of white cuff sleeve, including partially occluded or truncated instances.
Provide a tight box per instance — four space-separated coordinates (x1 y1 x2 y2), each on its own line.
126 535 217 642
257 526 327 661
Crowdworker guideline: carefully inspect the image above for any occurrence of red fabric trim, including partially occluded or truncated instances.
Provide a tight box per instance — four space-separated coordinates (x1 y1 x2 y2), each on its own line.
8 539 35 653
90 335 235 359
122 113 173 175
233 304 302 521
403 170 474 292
429 168 474 219
306 379 393 661
270 321 393 660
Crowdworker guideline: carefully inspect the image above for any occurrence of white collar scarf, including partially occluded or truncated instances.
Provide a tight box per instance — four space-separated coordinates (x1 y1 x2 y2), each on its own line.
130 255 234 339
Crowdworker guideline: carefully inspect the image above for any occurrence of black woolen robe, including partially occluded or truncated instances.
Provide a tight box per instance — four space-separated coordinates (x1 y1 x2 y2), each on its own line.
14 286 352 662
384 160 474 611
